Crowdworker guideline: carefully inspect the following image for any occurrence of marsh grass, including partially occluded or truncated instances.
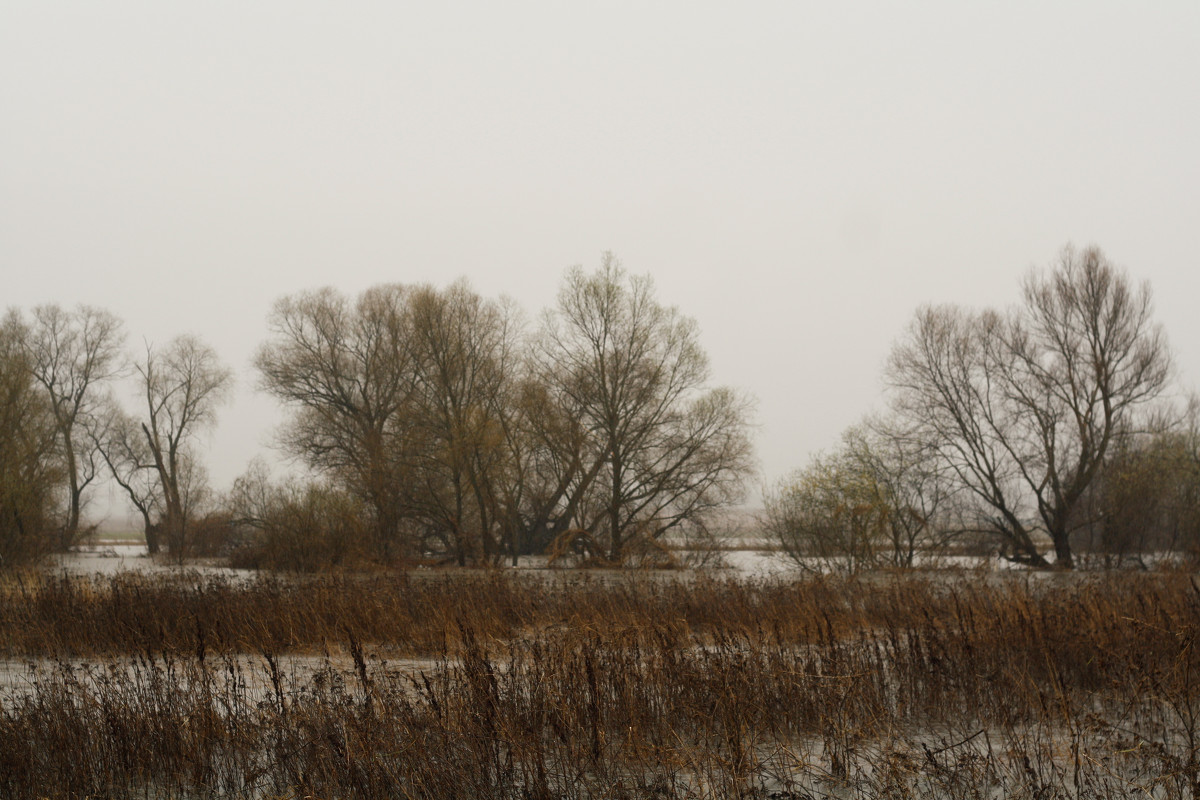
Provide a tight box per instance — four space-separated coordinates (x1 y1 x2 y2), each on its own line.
2 570 1199 798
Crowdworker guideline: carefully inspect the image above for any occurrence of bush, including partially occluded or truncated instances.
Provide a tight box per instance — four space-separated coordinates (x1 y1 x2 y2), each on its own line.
229 483 370 571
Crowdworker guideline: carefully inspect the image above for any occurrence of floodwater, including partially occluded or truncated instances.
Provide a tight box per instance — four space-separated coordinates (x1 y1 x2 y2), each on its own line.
46 544 797 580
0 650 442 708
46 544 252 580
47 543 1028 582
4 548 1169 797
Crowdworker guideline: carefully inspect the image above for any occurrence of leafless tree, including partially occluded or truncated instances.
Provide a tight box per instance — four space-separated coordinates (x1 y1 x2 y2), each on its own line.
132 335 232 557
407 281 522 565
254 285 421 557
93 405 163 552
849 419 961 567
21 304 124 546
538 254 755 563
254 266 752 566
497 369 605 564
887 247 1170 567
764 419 956 572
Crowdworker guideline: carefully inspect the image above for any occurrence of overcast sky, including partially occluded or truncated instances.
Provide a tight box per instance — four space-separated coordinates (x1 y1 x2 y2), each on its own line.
3 2 1198 524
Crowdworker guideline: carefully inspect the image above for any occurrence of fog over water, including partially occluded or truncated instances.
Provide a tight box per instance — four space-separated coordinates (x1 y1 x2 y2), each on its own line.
3 3 1198 528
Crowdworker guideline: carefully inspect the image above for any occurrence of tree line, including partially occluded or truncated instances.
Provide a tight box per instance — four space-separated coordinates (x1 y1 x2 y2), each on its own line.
764 246 1199 570
4 246 1192 571
0 255 754 568
0 302 232 566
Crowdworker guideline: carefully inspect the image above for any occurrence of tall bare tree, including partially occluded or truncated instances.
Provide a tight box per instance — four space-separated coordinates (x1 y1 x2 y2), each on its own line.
887 246 1170 567
254 285 420 557
133 335 231 556
93 405 163 552
538 254 755 562
22 304 124 546
407 281 521 565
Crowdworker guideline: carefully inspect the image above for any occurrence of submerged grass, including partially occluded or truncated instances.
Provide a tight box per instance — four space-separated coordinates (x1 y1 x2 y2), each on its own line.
2 569 1199 798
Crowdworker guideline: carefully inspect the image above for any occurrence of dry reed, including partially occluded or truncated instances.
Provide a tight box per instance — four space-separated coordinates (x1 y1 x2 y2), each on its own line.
2 569 1198 798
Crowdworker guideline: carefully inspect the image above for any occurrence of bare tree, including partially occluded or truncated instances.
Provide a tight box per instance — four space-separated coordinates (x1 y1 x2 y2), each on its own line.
254 285 420 557
132 335 232 557
21 304 124 546
254 267 752 566
887 247 1170 567
764 420 955 572
407 281 521 565
93 405 163 552
497 368 605 565
848 419 960 567
538 254 755 563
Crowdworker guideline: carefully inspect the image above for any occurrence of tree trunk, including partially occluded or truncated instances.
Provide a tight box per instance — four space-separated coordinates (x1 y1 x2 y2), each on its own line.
1051 533 1074 569
144 518 160 555
63 440 80 550
608 452 622 563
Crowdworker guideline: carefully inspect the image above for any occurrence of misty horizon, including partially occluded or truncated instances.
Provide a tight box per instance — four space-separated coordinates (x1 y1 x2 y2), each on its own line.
4 3 1198 532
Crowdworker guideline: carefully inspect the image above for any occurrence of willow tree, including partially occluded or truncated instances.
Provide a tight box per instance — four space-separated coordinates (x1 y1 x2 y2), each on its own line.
763 448 884 573
255 285 421 557
94 406 163 552
538 254 755 563
407 281 521 565
502 369 605 562
0 313 62 565
765 419 957 572
887 247 1170 567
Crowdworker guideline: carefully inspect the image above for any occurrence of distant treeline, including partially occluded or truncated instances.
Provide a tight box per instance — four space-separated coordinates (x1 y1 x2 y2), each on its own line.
3 246 1195 571
764 246 1199 570
0 254 753 568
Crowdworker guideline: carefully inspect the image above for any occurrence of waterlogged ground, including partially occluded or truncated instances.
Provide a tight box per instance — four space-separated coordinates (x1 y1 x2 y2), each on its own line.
52 542 1026 580
7 556 1197 798
0 650 441 709
48 543 251 579
2 630 1189 799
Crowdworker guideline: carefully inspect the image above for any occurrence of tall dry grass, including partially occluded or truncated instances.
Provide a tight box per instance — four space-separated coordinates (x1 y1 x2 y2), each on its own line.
2 570 1199 798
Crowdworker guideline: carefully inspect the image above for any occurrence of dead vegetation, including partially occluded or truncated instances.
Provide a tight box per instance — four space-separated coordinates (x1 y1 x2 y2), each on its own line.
3 569 1200 798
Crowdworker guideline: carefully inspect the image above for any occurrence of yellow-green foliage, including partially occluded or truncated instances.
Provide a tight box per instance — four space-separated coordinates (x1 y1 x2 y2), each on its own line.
0 315 61 566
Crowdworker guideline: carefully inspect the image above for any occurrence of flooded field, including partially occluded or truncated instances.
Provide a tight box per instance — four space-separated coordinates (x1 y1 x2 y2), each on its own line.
46 543 253 579
50 541 1028 581
2 568 1199 798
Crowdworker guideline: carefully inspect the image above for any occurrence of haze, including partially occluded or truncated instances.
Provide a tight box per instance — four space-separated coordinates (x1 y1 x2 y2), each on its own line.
3 2 1198 522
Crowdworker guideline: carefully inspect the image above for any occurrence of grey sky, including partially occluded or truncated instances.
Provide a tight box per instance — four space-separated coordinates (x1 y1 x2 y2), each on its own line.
3 2 1198 519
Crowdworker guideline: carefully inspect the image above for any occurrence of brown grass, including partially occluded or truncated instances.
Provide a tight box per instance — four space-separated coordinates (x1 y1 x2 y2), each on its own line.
2 569 1200 798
